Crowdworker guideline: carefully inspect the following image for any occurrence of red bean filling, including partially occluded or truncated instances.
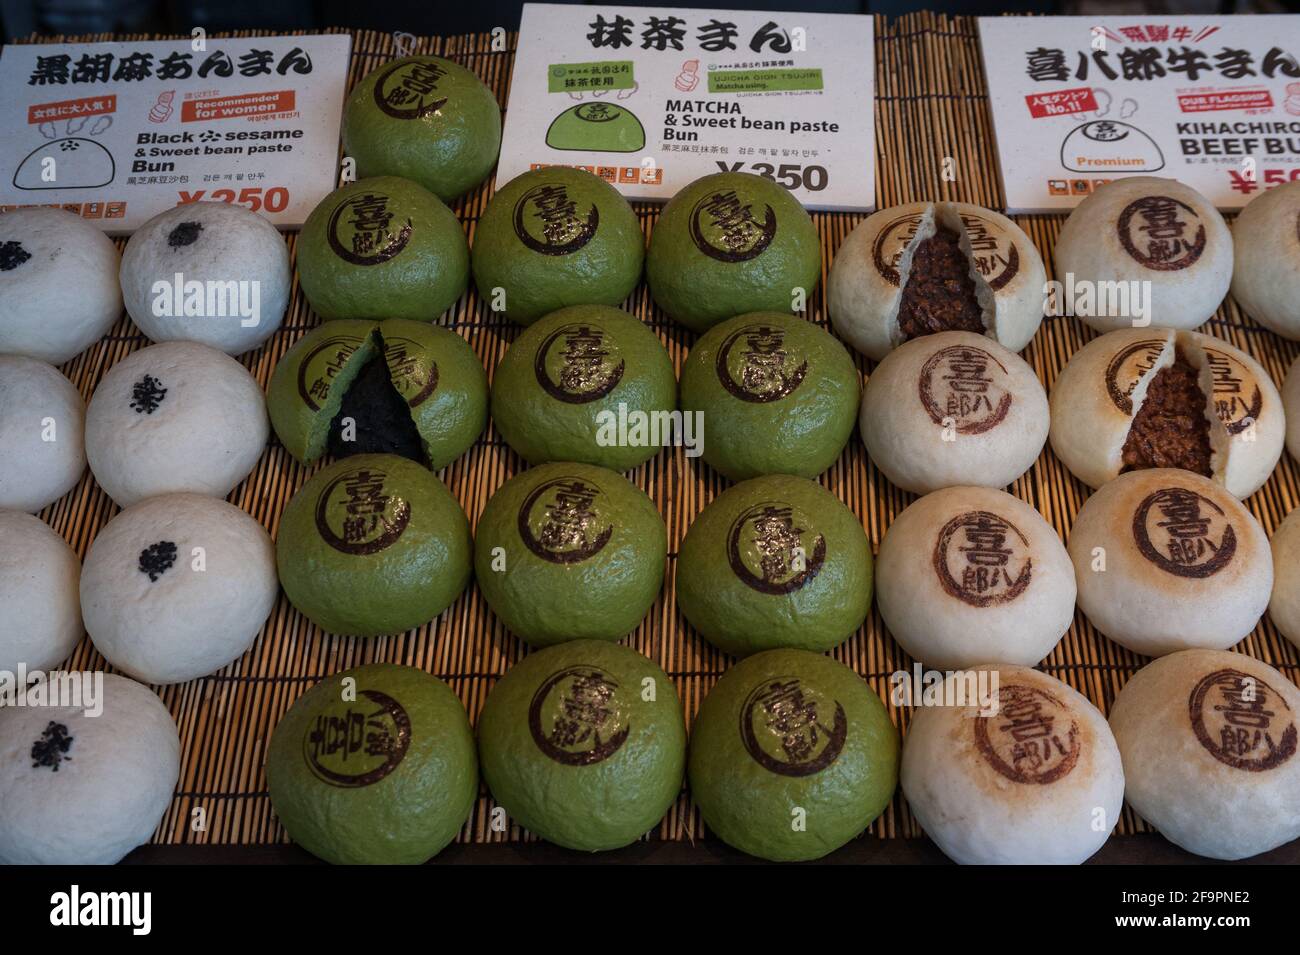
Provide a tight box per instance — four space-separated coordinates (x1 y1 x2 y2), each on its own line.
1120 349 1212 476
896 225 985 339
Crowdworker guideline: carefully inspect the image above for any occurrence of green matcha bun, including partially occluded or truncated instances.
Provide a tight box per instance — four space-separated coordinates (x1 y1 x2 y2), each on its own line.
267 319 487 470
680 312 859 480
267 663 477 864
545 102 646 152
474 462 666 646
490 305 676 470
677 476 872 656
276 454 472 636
477 640 685 851
298 176 469 322
647 172 821 333
342 55 502 203
688 649 899 861
471 167 643 326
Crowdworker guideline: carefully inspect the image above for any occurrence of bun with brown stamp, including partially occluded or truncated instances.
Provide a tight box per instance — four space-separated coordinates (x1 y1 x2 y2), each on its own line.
901 665 1124 864
1055 177 1231 333
1267 509 1300 653
860 330 1048 494
1231 181 1300 340
1282 355 1300 470
1109 649 1300 860
876 486 1075 670
1068 469 1271 658
827 201 1046 362
1049 327 1284 500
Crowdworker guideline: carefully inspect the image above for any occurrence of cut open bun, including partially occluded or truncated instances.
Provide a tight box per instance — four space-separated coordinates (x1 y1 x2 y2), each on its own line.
828 201 1045 361
1050 327 1283 499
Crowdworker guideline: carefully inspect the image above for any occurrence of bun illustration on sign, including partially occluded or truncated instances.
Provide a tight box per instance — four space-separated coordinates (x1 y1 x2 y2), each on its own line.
14 116 115 190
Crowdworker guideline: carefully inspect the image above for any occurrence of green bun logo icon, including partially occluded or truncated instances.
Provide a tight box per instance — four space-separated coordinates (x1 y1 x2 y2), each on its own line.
545 102 646 153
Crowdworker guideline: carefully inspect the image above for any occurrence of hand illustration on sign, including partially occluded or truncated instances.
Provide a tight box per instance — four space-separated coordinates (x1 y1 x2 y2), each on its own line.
13 115 116 191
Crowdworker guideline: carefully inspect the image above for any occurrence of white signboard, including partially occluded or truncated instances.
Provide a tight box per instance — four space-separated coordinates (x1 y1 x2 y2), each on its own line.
0 34 352 232
499 3 876 210
979 15 1300 212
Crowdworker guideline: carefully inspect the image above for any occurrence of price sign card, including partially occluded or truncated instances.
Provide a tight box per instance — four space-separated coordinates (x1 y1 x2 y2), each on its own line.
979 15 1300 211
499 3 876 210
0 34 352 232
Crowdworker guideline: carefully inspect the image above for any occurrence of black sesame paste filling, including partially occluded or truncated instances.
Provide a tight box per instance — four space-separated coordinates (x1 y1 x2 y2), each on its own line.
327 334 428 466
896 225 986 340
1120 348 1212 476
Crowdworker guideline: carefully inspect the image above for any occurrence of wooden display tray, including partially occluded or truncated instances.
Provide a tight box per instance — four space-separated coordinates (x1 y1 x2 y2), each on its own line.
14 13 1299 862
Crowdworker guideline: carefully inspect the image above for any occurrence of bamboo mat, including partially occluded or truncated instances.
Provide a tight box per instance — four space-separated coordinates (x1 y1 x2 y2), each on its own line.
16 13 1300 853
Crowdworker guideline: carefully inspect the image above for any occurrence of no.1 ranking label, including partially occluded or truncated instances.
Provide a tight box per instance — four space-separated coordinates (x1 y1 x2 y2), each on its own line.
0 34 351 232
978 15 1300 212
498 3 876 211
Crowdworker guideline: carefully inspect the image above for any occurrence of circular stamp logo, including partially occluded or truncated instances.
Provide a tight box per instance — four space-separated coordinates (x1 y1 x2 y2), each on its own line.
871 212 924 286
957 213 1020 291
1203 347 1262 436
726 501 826 595
1117 195 1207 271
382 335 439 408
688 188 776 262
1189 668 1298 772
528 665 630 766
512 183 599 255
534 322 624 404
303 689 412 788
574 102 622 123
715 322 807 403
326 192 412 266
974 683 1081 785
1103 337 1166 415
373 58 450 119
918 344 1013 434
313 465 412 556
870 212 1019 290
296 333 368 412
740 676 847 777
1132 486 1237 579
933 510 1033 607
517 475 614 564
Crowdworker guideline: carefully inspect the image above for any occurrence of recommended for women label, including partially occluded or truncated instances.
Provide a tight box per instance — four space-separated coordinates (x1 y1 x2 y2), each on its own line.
499 3 875 210
979 15 1300 212
0 34 351 232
